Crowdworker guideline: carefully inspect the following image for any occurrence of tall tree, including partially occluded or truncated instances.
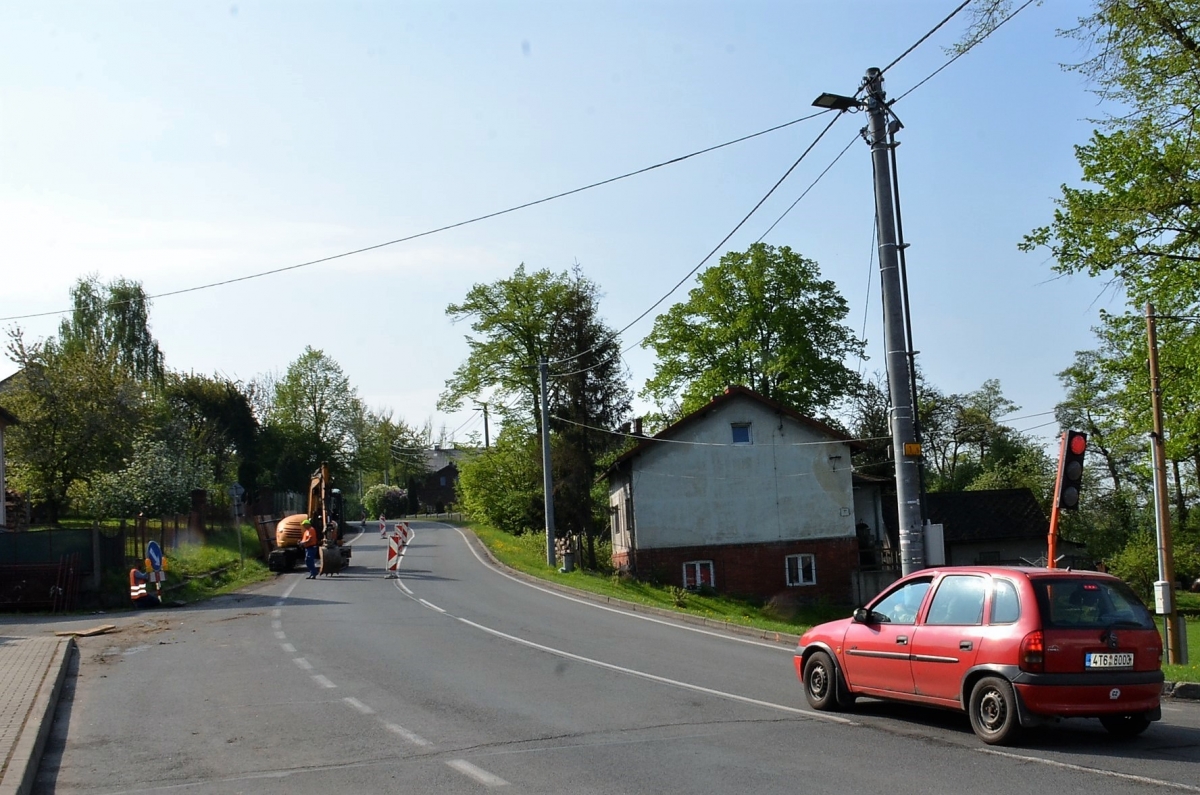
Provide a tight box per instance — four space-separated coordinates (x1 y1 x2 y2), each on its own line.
58 275 164 383
641 243 864 418
158 373 259 491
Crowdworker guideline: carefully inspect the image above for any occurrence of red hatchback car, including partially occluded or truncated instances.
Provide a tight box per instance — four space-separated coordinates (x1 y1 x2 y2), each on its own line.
794 567 1164 744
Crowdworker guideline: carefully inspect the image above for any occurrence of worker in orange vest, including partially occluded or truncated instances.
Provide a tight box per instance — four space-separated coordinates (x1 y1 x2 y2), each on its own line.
129 567 160 608
301 519 320 579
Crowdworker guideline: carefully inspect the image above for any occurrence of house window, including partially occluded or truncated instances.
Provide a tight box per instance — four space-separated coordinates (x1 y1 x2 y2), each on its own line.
731 423 752 444
786 554 816 586
683 560 714 590
439 476 446 486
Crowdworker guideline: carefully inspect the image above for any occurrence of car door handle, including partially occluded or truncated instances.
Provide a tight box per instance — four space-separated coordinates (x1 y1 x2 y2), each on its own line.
960 640 973 651
896 635 908 645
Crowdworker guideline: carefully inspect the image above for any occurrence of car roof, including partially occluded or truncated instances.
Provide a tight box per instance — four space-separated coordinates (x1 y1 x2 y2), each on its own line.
912 565 1119 581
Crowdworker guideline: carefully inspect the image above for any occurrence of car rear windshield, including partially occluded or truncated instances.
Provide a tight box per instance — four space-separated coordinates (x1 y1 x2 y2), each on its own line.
1031 578 1155 630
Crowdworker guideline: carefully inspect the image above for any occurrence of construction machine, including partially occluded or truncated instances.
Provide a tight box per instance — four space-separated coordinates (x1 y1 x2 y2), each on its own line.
267 464 353 573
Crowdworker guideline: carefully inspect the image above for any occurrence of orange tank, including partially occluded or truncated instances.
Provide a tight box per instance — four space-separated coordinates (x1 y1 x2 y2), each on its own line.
275 514 308 549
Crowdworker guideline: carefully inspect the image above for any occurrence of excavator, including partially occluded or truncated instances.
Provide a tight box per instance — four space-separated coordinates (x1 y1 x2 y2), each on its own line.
267 463 353 574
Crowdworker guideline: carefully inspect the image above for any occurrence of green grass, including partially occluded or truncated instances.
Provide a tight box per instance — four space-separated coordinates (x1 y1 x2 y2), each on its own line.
1163 591 1200 683
469 522 845 636
100 524 271 607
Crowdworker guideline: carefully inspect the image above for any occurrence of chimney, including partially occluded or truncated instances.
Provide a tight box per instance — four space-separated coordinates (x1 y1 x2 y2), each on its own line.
633 417 643 436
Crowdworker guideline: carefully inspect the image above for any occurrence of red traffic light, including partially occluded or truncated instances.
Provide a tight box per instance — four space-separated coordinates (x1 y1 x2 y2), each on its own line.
1069 434 1087 456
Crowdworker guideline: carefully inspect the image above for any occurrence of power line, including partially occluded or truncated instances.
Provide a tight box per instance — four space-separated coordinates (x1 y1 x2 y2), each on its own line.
879 0 973 77
755 133 860 244
0 111 833 324
550 412 889 448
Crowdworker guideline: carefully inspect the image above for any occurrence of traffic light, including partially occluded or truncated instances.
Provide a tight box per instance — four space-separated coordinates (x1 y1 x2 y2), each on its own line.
1057 431 1087 511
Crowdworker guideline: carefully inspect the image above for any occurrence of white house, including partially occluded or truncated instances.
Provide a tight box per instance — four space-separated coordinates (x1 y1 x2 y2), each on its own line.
605 386 877 602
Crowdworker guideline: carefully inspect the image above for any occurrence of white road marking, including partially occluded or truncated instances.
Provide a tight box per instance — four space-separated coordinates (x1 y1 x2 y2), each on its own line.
978 749 1200 792
271 619 282 630
450 525 788 651
313 674 336 688
274 631 287 640
294 657 313 671
398 581 412 595
454 616 852 724
384 721 433 747
446 759 509 787
271 609 281 618
419 599 446 613
281 643 295 653
344 697 374 714
281 578 301 601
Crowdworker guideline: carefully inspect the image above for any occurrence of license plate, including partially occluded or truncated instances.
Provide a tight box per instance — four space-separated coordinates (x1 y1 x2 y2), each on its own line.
1085 652 1133 669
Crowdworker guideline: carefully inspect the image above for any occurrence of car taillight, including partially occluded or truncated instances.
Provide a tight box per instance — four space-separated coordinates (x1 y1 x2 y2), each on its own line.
1020 630 1044 673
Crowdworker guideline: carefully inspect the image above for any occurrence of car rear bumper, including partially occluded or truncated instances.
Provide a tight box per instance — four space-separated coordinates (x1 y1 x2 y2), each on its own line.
1013 679 1162 719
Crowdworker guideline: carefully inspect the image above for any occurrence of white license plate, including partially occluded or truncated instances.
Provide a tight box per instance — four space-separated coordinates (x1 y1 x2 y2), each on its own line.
1085 652 1134 669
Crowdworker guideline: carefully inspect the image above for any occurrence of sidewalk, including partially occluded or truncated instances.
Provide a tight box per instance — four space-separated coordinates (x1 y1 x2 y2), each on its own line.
0 636 74 795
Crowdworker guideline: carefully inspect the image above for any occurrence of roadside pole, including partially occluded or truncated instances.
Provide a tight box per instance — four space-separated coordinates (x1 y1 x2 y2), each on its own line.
865 67 924 576
1146 303 1182 663
538 357 557 568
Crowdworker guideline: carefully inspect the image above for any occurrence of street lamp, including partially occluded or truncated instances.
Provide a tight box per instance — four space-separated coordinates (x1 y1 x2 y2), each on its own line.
812 92 861 111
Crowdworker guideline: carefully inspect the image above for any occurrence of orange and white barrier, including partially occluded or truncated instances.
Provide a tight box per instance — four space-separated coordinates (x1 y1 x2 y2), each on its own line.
384 524 411 578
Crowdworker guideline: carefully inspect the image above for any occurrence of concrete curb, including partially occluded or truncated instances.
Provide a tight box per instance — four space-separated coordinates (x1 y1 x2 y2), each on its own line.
454 528 1200 699
456 527 801 647
0 637 75 795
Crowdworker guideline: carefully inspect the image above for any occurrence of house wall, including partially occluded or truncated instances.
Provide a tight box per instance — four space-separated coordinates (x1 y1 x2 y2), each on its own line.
623 536 858 602
947 539 1084 566
608 474 632 557
626 396 856 550
0 423 6 528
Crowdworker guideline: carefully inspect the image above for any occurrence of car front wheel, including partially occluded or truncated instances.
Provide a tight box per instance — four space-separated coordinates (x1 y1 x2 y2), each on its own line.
968 676 1022 745
803 651 852 711
1099 713 1152 738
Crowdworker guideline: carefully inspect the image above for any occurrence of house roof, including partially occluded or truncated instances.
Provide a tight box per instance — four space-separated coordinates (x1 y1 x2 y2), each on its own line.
878 487 1051 544
424 447 470 472
603 385 864 478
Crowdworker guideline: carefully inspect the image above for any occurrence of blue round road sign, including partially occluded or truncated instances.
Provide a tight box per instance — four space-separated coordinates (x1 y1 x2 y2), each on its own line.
146 540 163 571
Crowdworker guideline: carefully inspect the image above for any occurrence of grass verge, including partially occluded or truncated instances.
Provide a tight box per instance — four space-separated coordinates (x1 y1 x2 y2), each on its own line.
469 523 846 636
1163 591 1200 683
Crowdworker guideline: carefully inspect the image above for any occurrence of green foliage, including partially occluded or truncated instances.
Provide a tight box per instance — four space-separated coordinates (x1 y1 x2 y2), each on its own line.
363 483 408 518
456 429 543 535
84 434 210 518
1108 528 1200 599
58 274 164 383
669 586 688 608
641 243 864 417
158 373 258 491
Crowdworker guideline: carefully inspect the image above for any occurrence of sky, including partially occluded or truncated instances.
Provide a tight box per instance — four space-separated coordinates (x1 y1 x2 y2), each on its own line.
0 0 1118 447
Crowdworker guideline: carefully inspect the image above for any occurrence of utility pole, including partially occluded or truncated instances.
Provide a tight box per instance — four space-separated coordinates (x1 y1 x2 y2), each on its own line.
865 67 924 575
477 402 490 449
538 357 557 567
1146 303 1182 663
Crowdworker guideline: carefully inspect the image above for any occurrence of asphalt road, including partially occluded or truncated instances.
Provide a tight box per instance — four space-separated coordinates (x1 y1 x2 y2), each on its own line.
31 521 1200 794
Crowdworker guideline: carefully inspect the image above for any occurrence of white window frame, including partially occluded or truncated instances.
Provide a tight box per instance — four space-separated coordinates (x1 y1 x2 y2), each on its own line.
731 423 752 445
683 560 715 590
786 553 816 587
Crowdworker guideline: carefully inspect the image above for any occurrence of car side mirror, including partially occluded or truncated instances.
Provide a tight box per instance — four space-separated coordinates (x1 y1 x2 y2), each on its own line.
853 607 873 624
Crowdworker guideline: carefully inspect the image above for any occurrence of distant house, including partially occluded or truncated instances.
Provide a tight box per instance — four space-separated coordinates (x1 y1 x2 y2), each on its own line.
0 405 17 529
924 488 1087 567
603 386 880 603
412 447 468 512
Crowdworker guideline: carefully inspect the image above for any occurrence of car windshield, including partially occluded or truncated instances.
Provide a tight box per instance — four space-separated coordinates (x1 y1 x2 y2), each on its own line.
1032 578 1155 630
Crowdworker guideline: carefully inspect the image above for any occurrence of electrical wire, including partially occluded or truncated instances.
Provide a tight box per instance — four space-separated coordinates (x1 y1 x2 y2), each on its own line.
857 215 877 377
0 111 834 324
755 133 860 244
550 412 889 448
879 0 973 77
893 0 1039 105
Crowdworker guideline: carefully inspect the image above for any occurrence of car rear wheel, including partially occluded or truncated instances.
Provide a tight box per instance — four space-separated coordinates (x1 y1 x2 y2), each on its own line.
1099 713 1152 738
968 676 1022 745
803 651 853 711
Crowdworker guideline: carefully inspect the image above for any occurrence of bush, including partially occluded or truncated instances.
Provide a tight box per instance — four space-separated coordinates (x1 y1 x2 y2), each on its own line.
457 430 543 535
362 483 407 519
1108 529 1200 599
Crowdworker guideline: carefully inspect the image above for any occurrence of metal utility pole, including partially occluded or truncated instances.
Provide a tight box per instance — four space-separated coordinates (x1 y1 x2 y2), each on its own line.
538 357 557 567
477 402 490 449
1146 303 1182 663
864 67 924 575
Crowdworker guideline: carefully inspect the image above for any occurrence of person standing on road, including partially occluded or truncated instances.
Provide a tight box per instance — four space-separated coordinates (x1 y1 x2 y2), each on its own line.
301 519 320 579
129 567 160 608
379 513 387 538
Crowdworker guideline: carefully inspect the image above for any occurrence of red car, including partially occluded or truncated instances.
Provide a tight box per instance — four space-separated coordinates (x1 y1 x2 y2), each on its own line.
795 567 1164 744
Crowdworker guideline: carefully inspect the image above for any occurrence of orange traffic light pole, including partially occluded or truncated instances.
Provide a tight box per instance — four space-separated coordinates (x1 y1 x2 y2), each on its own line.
1046 432 1068 569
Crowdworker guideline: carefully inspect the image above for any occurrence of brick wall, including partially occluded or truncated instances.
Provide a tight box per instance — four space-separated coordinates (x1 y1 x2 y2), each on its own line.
622 537 858 603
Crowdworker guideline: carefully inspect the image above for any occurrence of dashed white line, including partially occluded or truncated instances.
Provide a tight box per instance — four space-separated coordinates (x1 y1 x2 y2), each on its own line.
978 748 1200 792
446 759 509 787
384 722 433 747
343 697 374 714
281 643 295 653
293 657 313 671
313 674 336 688
419 599 446 613
271 619 282 630
397 581 412 595
274 631 287 640
271 609 281 618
